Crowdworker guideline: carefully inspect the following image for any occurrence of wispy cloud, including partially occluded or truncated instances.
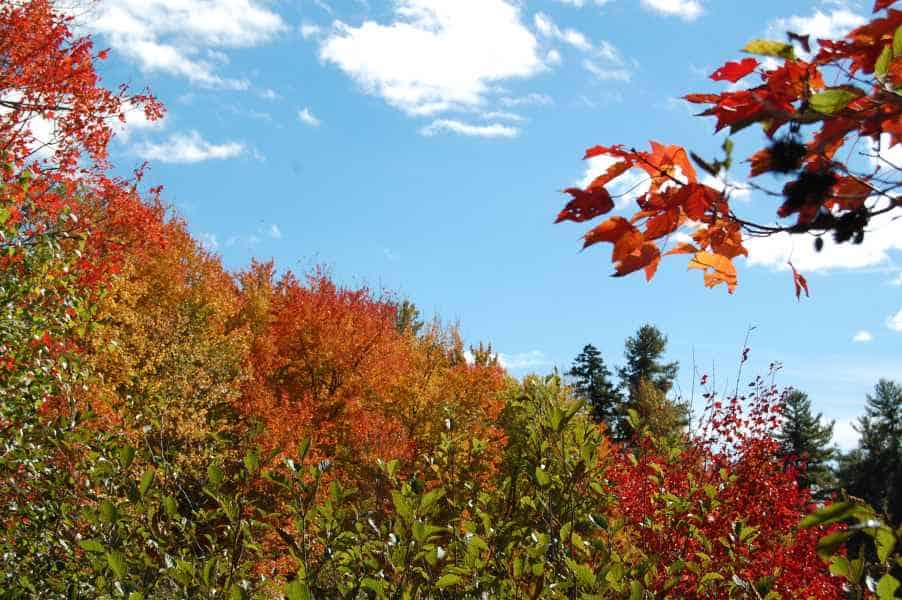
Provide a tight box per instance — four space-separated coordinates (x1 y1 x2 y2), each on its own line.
498 350 552 370
298 107 321 127
640 0 704 21
887 308 902 333
133 130 245 163
420 119 519 138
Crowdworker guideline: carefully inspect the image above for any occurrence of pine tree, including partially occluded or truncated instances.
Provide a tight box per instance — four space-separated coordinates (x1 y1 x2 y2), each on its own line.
775 390 836 496
618 324 679 396
836 379 902 524
616 325 684 441
567 344 622 430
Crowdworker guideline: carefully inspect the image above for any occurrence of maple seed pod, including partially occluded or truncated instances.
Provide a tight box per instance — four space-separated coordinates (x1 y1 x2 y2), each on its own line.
813 237 824 253
768 136 807 173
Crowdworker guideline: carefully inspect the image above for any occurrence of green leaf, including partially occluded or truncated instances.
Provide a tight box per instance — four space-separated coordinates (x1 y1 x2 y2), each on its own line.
828 556 851 580
284 579 312 600
106 551 127 579
163 495 179 518
139 468 155 498
117 445 135 470
742 39 795 59
391 490 413 522
244 450 259 473
801 501 867 528
877 45 893 79
875 526 897 563
207 464 224 489
298 437 311 462
436 574 462 588
535 467 551 487
629 581 644 600
894 25 902 57
78 539 105 554
877 574 900 600
809 88 860 115
0 207 9 226
99 500 118 523
816 531 854 561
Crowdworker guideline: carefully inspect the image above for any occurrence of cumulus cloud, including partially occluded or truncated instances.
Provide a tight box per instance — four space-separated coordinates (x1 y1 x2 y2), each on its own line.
769 8 865 55
319 0 544 116
133 130 245 163
419 119 519 138
744 198 902 273
82 0 286 88
832 417 860 451
640 0 704 21
298 107 322 127
852 330 873 343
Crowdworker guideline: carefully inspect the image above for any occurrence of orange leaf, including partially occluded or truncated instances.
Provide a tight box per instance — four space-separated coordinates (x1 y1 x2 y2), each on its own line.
665 242 699 256
688 251 738 293
613 243 661 280
612 229 645 262
556 187 614 223
582 216 636 249
644 208 681 241
789 261 810 300
589 161 632 189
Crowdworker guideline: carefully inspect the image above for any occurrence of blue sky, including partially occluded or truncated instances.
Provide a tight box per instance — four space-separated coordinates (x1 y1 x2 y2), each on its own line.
80 0 901 449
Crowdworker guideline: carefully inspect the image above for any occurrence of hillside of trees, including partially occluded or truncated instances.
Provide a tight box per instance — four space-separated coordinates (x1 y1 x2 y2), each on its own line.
1 0 901 598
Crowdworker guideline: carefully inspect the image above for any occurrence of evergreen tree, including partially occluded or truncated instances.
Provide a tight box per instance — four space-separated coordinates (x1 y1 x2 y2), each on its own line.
836 379 902 524
775 390 836 496
616 325 684 441
567 344 622 429
618 324 679 396
394 299 424 336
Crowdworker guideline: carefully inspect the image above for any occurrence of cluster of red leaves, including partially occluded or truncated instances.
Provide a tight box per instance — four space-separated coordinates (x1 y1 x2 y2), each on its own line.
557 0 902 297
609 377 844 598
0 0 165 287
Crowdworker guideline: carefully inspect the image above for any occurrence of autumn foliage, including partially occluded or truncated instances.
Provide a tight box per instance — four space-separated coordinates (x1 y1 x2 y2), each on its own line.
557 0 902 297
3 1 901 598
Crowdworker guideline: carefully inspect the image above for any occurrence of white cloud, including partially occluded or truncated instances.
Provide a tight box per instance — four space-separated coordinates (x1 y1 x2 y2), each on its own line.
890 272 902 286
420 119 519 138
298 107 322 127
852 330 874 343
582 58 631 81
268 224 282 239
300 22 324 40
258 88 281 100
579 154 649 210
112 102 166 143
546 48 563 66
888 308 902 332
480 111 524 122
133 130 245 163
552 0 614 6
581 39 631 82
83 0 286 88
499 93 553 107
534 12 592 52
498 350 551 370
832 417 860 451
640 0 703 21
319 0 544 116
700 173 751 202
745 199 902 273
769 8 865 54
